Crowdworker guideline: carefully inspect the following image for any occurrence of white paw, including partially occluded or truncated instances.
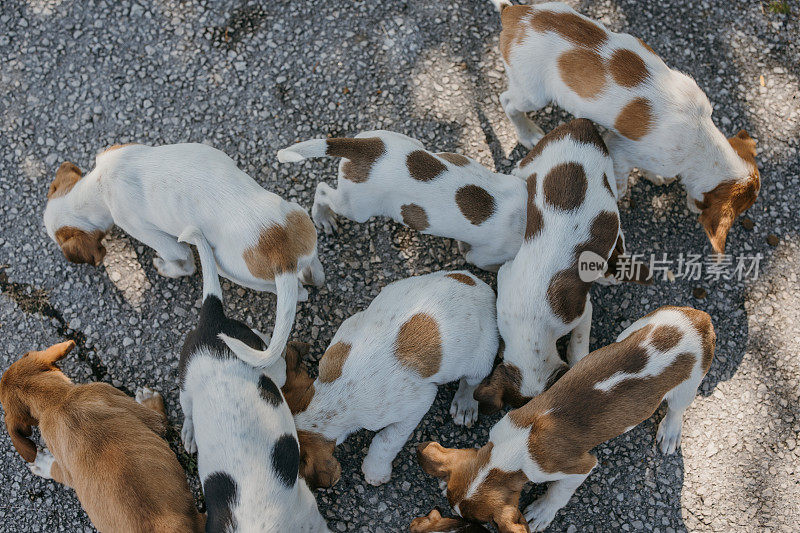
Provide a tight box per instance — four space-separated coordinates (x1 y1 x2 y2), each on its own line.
450 391 479 428
642 170 677 186
656 417 682 455
181 418 197 454
312 208 338 235
297 284 309 302
362 459 392 486
28 448 55 479
135 386 160 404
524 498 560 532
565 342 589 367
518 127 545 150
153 256 195 278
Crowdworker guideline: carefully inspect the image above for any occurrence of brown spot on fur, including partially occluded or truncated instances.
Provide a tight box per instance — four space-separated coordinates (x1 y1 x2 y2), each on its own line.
650 325 683 353
326 137 386 183
602 173 615 196
281 342 316 415
55 226 107 266
531 10 608 50
524 174 544 241
401 203 430 231
446 273 476 286
407 150 447 182
455 185 496 225
474 362 531 414
242 211 316 280
318 342 351 383
638 38 655 54
296 430 340 489
679 308 715 372
395 313 442 378
519 119 608 169
542 162 588 211
48 162 82 199
558 48 607 99
615 97 654 141
101 143 137 154
609 49 649 87
499 5 530 62
437 152 470 166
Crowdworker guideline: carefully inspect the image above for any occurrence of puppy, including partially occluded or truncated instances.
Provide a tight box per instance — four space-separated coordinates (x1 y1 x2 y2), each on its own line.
43 143 325 365
0 340 203 532
281 270 498 487
416 306 715 532
491 1 760 254
474 119 648 414
177 228 329 533
276 131 527 271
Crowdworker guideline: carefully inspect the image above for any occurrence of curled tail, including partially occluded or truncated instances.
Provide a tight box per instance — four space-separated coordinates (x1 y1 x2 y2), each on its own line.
277 136 385 165
218 272 298 368
178 227 221 301
277 139 329 163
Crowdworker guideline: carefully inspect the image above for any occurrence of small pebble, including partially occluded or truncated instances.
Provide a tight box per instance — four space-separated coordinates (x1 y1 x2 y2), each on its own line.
741 217 754 230
766 234 779 246
693 287 707 299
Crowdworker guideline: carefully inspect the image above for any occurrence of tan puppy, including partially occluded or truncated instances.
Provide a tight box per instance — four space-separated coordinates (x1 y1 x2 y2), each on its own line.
0 341 203 533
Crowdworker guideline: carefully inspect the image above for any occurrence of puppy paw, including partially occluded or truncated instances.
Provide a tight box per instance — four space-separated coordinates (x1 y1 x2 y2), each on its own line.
524 498 560 532
135 386 164 412
641 170 677 186
518 123 546 150
154 256 195 278
656 416 682 455
450 390 479 428
312 208 339 235
362 460 392 486
181 418 197 454
28 448 55 479
297 284 309 302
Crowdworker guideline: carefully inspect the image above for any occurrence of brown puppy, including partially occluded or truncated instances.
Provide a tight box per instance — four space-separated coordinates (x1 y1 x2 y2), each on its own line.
0 340 203 533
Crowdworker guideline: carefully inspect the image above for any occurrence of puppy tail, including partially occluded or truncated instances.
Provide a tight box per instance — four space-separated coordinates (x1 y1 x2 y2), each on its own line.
177 226 222 301
219 272 298 368
276 139 329 163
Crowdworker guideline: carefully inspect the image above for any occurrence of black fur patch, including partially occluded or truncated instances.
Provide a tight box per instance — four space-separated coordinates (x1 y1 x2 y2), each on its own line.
271 433 300 487
258 374 283 407
179 295 265 387
203 471 237 533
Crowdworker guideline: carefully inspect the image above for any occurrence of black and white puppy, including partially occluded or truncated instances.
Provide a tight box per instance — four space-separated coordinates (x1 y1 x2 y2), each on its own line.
177 227 329 533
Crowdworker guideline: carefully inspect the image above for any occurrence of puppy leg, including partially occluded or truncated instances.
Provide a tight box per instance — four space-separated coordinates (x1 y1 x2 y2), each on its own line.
641 169 677 186
604 132 633 199
500 88 546 149
312 182 343 234
464 246 502 273
300 251 326 288
126 227 196 278
657 378 700 454
362 385 437 486
28 448 56 480
449 377 480 427
525 456 596 532
179 389 197 454
566 298 592 366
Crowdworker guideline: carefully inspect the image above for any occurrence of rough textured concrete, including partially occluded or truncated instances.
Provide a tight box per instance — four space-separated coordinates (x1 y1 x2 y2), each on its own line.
0 0 798 531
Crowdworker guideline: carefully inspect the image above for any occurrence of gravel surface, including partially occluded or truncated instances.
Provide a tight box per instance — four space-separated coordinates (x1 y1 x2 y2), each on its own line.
1 0 798 531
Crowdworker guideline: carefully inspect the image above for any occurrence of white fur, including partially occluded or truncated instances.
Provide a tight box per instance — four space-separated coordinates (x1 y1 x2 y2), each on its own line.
43 143 325 366
295 271 498 485
497 1 752 203
278 130 527 271
497 134 618 397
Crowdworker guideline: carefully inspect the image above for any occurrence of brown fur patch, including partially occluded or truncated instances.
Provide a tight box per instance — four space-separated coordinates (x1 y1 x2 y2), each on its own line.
525 174 544 241
281 342 316 415
614 97 654 141
608 49 649 87
680 308 715 372
446 273 476 286
520 119 608 168
48 162 82 199
318 342 351 383
401 203 430 231
650 325 683 353
499 5 530 62
297 430 341 489
242 211 316 280
602 173 615 196
474 362 531 414
410 509 490 533
455 185 496 225
530 10 608 50
437 152 470 166
55 226 107 266
326 137 386 183
542 162 588 211
395 313 442 378
407 150 448 182
558 48 607 99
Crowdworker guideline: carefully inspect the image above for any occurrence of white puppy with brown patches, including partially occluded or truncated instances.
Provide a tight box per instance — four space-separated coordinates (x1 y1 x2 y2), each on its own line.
474 119 648 415
177 228 329 533
42 143 325 366
281 271 498 487
491 1 760 254
277 131 527 271
416 306 715 533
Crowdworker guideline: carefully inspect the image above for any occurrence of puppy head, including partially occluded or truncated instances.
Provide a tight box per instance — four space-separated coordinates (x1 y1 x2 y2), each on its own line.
54 226 107 266
697 130 760 255
47 162 82 200
410 508 491 533
296 430 340 489
416 442 529 532
0 340 76 462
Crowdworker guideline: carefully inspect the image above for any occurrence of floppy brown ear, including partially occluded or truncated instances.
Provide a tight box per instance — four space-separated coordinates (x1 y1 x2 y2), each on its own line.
35 340 76 366
297 430 340 489
699 204 735 256
416 441 460 480
48 161 82 199
57 228 107 266
493 506 530 533
282 343 315 415
410 508 487 532
474 374 504 415
4 409 37 462
474 363 528 414
735 129 756 152
606 233 652 284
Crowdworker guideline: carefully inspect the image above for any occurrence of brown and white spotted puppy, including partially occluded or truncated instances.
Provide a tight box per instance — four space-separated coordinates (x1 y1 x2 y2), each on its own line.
491 1 760 254
475 119 649 414
42 143 325 366
281 271 499 487
0 341 204 532
417 306 715 532
276 130 527 271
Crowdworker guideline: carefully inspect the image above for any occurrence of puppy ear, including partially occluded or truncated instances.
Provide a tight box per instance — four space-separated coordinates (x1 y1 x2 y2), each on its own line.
606 233 652 285
48 162 82 199
699 204 735 256
493 506 530 533
474 363 527 414
4 409 37 462
58 228 106 266
473 373 504 415
416 441 459 480
410 508 487 533
281 345 315 415
35 340 76 366
297 430 340 489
